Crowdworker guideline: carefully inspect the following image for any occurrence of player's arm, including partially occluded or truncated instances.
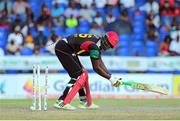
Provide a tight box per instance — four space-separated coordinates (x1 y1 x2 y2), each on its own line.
99 57 111 75
91 57 111 79
89 44 121 87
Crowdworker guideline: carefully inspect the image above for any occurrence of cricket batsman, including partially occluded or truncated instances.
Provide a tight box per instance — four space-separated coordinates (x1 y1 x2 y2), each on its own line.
52 31 121 110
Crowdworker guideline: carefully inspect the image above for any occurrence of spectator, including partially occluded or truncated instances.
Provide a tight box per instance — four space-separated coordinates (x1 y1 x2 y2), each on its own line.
89 22 104 36
160 0 175 16
170 27 179 40
120 9 130 23
65 15 78 28
159 35 171 56
25 7 34 22
170 18 179 40
52 16 64 27
6 39 20 55
64 1 79 18
146 25 159 41
140 0 159 14
107 0 119 7
94 0 107 8
120 0 135 9
169 35 180 56
34 46 40 56
24 30 34 49
21 7 34 36
21 19 35 37
171 17 179 27
34 27 48 48
94 11 103 26
0 9 11 27
13 0 29 15
7 26 23 46
80 0 93 8
52 0 68 5
0 0 13 15
174 6 180 17
0 0 178 58
0 48 5 56
146 11 160 28
11 14 24 28
51 2 64 18
106 12 116 24
79 5 95 23
72 0 82 9
37 3 51 26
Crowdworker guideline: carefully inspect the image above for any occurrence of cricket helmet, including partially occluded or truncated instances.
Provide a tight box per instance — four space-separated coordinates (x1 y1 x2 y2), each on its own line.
106 31 119 48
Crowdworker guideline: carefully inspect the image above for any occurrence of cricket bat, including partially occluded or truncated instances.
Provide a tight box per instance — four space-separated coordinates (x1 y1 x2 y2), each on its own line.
120 81 168 95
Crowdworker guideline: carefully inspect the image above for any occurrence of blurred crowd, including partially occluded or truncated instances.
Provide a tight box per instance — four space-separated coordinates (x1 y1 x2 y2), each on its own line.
0 0 179 56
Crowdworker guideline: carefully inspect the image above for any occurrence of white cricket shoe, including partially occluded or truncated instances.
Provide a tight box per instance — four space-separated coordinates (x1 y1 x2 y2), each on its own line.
78 101 99 109
53 100 76 110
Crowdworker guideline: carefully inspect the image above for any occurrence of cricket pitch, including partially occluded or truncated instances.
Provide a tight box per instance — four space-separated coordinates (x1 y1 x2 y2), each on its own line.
0 99 180 120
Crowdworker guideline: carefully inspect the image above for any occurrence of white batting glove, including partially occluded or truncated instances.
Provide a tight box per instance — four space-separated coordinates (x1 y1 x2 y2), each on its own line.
109 75 122 87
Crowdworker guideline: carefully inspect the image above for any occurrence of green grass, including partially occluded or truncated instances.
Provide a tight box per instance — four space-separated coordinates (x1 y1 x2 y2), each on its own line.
0 99 180 120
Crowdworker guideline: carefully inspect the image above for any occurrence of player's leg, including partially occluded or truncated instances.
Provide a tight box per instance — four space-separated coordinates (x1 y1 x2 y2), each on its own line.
58 78 76 101
72 55 88 103
54 40 86 110
54 71 88 110
55 50 87 102
78 70 99 109
55 41 86 101
58 79 87 102
79 88 87 102
63 71 87 104
62 68 98 109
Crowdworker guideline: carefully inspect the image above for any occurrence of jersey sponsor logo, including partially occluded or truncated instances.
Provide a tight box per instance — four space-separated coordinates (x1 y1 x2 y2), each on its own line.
74 34 92 38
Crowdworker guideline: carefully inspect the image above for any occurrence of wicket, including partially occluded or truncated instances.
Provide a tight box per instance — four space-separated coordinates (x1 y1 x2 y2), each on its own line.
31 65 48 111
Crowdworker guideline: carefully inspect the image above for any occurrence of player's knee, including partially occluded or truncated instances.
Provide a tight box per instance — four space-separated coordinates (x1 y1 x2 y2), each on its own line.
77 71 88 86
67 79 76 88
70 70 83 79
69 69 88 87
